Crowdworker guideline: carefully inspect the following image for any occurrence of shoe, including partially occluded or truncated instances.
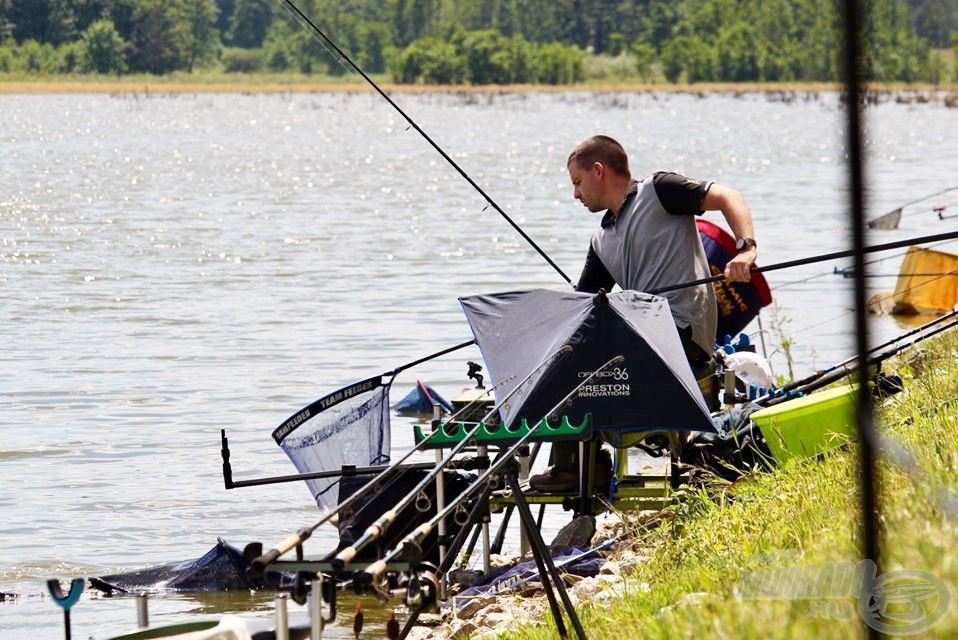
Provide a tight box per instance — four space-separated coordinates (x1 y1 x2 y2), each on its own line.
529 466 579 492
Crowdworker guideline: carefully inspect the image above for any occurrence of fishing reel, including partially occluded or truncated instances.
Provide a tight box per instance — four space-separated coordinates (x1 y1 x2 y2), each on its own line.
405 562 441 612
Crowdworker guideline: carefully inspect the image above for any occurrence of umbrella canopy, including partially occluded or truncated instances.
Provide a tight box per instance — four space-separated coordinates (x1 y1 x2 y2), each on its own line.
459 288 715 433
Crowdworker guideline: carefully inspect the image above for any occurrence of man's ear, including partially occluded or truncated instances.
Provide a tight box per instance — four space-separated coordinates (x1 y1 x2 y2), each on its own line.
592 161 604 179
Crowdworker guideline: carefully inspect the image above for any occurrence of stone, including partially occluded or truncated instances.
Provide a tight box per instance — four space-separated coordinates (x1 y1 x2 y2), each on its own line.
481 612 516 628
599 560 621 575
404 627 433 640
417 613 444 627
550 514 596 549
450 620 479 640
572 577 601 601
454 595 495 620
619 554 648 576
448 568 484 589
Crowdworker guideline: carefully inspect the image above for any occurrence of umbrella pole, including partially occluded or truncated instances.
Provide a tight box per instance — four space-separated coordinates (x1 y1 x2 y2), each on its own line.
504 469 587 640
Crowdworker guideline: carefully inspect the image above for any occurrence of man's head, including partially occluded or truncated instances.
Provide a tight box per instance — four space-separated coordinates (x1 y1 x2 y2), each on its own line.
567 136 632 213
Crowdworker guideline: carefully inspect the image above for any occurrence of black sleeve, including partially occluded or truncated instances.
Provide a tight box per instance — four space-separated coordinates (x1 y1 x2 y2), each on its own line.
576 243 616 293
652 171 712 215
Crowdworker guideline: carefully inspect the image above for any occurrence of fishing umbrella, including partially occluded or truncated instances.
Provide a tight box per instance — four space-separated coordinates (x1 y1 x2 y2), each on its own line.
459 289 715 434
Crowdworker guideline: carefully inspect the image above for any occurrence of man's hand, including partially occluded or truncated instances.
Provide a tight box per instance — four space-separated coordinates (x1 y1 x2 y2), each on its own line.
724 247 756 283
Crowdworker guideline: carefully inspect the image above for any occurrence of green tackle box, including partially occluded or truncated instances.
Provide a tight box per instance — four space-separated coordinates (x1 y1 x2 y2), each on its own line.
750 383 859 461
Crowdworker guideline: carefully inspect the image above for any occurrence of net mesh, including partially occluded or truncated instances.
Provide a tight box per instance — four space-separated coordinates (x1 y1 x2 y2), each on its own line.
272 376 391 512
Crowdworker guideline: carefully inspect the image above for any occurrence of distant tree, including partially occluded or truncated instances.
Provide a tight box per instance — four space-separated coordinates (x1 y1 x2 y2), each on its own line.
661 35 714 83
262 19 294 70
631 42 656 82
172 0 219 71
221 46 262 72
392 37 465 83
358 21 392 73
214 0 235 39
715 23 759 81
228 0 272 48
2 0 76 45
460 28 511 84
530 40 583 84
126 0 183 73
80 18 129 74
19 39 58 72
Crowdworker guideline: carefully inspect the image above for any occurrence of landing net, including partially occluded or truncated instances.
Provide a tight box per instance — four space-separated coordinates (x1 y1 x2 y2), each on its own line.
272 375 391 512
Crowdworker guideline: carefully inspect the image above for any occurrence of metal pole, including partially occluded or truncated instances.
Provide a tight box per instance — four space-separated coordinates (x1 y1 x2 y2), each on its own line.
275 594 290 640
433 403 448 601
478 444 491 573
136 594 149 629
309 578 324 640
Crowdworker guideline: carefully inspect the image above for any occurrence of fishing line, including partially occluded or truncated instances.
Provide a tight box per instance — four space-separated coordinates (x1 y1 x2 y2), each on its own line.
281 0 573 285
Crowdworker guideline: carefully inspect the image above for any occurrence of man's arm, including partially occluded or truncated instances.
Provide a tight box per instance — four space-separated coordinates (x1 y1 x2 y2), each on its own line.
576 244 616 293
702 183 757 283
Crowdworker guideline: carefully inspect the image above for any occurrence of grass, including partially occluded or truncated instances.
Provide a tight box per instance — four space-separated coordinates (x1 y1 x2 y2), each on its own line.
497 329 958 639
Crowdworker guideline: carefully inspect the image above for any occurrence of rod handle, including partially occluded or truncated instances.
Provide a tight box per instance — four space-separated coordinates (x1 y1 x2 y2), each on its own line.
250 529 311 577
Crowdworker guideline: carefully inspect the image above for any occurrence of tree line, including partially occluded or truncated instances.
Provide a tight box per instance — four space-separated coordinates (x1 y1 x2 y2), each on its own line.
0 0 954 83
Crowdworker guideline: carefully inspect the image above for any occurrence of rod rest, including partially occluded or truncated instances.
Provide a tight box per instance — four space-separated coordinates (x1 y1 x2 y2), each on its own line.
414 414 591 448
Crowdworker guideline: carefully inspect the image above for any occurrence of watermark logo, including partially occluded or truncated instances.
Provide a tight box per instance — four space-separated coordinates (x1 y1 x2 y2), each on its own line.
736 558 951 635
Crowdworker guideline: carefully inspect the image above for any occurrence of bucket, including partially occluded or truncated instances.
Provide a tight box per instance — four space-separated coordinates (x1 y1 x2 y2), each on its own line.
750 383 858 461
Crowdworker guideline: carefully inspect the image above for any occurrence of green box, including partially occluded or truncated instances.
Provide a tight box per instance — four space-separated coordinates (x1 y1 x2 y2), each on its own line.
750 383 859 461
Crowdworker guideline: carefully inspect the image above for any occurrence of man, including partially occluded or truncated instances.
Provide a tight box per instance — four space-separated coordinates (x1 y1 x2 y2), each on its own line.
529 135 758 492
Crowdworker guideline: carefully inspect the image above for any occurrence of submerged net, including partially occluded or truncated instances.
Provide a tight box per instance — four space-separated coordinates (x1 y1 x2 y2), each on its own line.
272 375 391 512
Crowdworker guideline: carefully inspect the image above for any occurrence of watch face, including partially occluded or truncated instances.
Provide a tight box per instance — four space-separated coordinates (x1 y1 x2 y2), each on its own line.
736 237 755 251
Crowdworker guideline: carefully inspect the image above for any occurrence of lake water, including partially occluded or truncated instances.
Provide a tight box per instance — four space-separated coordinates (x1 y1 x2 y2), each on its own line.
2 89 956 638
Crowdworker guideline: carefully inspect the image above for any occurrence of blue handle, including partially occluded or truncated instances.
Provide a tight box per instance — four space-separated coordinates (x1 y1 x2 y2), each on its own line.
47 578 84 611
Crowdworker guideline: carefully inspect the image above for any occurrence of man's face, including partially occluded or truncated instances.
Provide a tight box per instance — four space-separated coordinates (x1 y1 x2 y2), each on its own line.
568 160 605 213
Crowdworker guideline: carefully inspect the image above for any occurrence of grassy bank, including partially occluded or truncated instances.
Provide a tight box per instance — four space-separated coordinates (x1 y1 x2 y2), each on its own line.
501 329 958 639
2 72 957 96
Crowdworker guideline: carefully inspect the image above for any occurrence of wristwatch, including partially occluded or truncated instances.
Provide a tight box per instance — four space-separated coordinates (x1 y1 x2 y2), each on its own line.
735 237 757 253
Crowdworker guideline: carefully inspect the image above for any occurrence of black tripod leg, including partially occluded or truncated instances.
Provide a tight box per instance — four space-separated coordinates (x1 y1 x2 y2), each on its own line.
398 604 426 640
491 505 513 554
505 471 589 640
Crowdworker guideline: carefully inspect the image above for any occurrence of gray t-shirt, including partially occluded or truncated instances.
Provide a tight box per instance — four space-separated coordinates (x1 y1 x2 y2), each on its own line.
578 174 717 355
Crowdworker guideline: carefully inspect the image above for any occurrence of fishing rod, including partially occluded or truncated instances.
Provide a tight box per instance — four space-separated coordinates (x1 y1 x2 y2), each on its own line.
651 229 958 295
328 344 573 570
247 374 515 577
785 308 958 394
360 355 625 584
756 310 958 407
282 0 572 285
775 235 958 291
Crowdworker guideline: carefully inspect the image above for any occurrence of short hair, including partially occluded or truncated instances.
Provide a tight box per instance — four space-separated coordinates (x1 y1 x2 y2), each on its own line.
567 135 630 178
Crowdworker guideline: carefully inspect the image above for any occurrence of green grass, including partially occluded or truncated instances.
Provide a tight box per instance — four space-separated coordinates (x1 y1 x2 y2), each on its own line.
498 330 958 639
